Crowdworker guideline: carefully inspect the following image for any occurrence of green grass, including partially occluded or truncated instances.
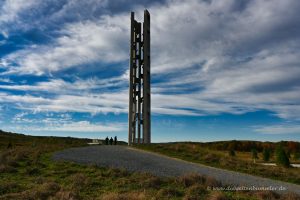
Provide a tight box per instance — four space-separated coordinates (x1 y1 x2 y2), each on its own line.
134 143 300 185
0 131 299 199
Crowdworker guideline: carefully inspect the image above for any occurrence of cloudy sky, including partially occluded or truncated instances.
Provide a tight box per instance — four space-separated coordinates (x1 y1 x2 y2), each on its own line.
0 0 300 142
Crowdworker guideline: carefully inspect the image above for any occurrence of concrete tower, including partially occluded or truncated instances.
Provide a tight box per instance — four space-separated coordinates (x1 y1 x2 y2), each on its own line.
128 10 151 145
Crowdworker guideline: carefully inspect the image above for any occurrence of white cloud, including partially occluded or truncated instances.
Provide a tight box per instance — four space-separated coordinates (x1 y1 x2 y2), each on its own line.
1 0 300 121
4 120 124 133
0 76 127 94
1 31 9 38
254 124 300 134
0 77 12 83
0 0 38 24
2 14 129 75
0 85 129 115
29 121 124 132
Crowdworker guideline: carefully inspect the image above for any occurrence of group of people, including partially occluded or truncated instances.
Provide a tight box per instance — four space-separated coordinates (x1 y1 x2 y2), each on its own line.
105 136 117 145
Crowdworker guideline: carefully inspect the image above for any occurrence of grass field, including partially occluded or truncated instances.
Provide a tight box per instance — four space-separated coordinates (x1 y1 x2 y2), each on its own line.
135 142 300 185
1 131 299 200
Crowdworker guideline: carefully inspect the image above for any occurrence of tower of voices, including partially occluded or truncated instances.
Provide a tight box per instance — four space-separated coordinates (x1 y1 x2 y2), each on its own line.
128 10 151 145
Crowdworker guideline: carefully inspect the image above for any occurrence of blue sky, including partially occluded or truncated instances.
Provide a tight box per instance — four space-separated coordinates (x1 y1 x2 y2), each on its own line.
1 0 300 142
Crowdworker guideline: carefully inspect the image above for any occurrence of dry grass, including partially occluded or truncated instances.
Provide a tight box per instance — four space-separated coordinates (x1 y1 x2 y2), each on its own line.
100 191 147 200
140 176 163 189
280 193 300 200
0 182 60 200
183 184 208 200
55 189 80 200
69 173 90 190
176 173 221 188
254 191 280 200
206 191 228 200
155 187 182 199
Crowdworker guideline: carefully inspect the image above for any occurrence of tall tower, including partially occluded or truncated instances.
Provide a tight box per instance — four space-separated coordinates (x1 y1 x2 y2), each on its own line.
128 10 151 145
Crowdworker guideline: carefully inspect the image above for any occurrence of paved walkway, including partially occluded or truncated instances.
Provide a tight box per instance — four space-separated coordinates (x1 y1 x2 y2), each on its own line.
53 145 300 195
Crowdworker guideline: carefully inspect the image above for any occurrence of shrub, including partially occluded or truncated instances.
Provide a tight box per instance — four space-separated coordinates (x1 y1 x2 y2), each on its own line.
275 146 290 168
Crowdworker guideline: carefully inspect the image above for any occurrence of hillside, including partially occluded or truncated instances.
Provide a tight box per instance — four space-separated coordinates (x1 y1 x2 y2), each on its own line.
1 131 299 199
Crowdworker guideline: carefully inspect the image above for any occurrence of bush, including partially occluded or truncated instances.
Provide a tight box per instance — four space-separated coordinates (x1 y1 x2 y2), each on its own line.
275 146 290 168
262 148 271 162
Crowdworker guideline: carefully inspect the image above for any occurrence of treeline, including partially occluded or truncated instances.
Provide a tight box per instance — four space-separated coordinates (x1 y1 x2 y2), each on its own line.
201 140 300 153
169 140 300 153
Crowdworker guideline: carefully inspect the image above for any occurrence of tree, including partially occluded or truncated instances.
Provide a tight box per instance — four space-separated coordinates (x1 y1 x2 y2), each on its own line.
262 148 271 162
228 149 235 157
251 148 258 163
105 137 109 145
114 136 117 145
275 145 290 168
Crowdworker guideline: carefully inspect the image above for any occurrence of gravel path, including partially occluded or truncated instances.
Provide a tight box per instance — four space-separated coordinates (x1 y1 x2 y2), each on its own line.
53 145 300 195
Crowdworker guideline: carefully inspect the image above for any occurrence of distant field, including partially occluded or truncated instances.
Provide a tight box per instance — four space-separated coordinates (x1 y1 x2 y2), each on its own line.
135 142 300 185
1 131 299 200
